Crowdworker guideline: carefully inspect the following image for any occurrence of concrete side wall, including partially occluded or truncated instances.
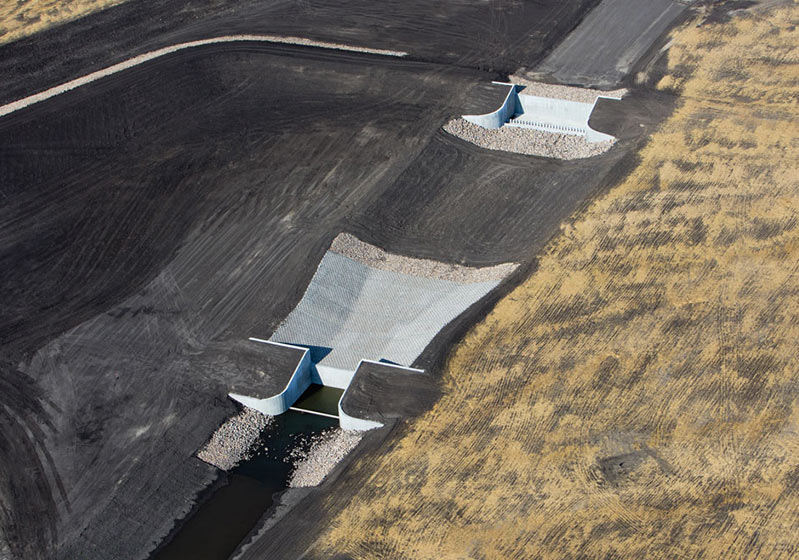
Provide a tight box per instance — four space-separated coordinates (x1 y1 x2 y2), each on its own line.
337 359 431 432
338 405 383 431
585 96 617 143
229 341 312 415
515 94 592 129
313 364 353 389
463 84 517 129
337 361 384 431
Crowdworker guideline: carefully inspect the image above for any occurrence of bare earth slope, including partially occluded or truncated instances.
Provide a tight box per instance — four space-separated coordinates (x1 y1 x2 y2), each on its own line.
261 6 799 559
0 0 600 107
0 39 652 559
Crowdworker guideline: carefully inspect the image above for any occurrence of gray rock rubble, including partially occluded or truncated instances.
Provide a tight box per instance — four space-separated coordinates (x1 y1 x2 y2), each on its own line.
443 118 616 160
288 428 363 487
196 407 272 471
331 233 518 282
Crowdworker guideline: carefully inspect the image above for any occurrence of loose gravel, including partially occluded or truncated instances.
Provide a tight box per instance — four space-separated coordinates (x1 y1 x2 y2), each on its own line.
288 428 363 487
507 75 627 102
331 233 518 282
196 407 272 471
443 118 616 160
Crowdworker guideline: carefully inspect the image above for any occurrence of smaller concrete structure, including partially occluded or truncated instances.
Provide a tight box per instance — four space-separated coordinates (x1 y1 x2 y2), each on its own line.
463 82 620 143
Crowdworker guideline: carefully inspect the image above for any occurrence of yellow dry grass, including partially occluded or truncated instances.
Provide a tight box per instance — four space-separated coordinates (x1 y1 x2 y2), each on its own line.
0 0 124 46
312 5 799 559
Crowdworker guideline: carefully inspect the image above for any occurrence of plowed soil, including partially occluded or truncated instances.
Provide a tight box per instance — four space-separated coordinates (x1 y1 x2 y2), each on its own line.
0 1 691 559
240 6 799 559
0 33 663 560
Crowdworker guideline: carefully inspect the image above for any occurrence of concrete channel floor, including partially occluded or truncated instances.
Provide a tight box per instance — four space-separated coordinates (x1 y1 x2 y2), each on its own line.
271 251 506 373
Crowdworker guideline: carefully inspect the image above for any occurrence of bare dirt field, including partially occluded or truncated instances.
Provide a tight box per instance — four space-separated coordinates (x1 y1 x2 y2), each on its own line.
0 9 663 558
237 5 799 559
3 1 765 559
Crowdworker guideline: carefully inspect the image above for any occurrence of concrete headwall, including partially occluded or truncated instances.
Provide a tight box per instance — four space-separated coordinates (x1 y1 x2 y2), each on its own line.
229 339 312 415
313 364 353 389
515 94 591 129
463 85 619 143
510 93 618 143
463 84 517 129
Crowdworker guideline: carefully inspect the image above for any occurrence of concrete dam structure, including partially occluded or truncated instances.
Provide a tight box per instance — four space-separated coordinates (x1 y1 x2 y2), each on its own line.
463 82 621 143
230 234 518 430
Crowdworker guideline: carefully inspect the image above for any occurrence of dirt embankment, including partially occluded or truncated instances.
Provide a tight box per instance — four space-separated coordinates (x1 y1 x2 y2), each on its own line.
287 6 799 559
0 37 644 558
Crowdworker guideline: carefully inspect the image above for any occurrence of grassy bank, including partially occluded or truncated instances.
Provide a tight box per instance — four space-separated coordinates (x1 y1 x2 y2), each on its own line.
0 0 123 46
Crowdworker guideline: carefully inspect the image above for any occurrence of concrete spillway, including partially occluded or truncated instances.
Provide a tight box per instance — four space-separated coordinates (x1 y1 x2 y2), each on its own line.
270 251 503 387
463 82 620 143
230 234 517 430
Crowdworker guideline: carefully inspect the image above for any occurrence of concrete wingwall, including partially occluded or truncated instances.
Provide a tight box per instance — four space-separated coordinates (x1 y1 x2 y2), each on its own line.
462 84 619 143
338 403 383 431
337 360 426 431
585 96 617 143
229 339 312 415
228 341 394 431
463 83 517 129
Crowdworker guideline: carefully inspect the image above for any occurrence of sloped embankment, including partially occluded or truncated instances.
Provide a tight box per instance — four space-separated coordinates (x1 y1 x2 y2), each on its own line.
308 5 799 559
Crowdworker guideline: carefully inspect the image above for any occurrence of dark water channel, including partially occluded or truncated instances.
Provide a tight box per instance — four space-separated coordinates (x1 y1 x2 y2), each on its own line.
291 384 344 416
152 410 337 560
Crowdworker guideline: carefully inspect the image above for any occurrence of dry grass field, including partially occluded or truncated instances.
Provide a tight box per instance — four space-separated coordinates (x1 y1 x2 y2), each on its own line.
0 0 123 46
312 5 799 559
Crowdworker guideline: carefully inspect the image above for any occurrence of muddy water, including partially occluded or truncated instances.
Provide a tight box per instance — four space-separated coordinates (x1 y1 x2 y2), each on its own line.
151 411 337 560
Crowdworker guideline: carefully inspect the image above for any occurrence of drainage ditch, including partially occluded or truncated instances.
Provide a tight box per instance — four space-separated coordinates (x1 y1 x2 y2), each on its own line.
151 410 337 560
